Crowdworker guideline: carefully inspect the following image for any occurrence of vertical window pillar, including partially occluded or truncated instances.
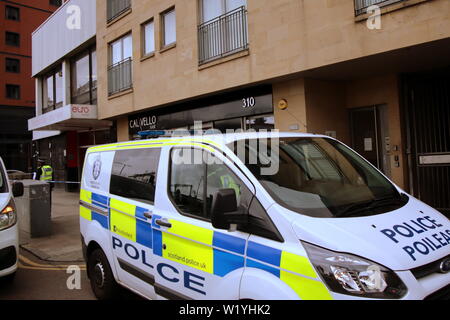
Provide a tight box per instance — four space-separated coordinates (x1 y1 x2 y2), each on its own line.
35 78 43 116
62 60 71 106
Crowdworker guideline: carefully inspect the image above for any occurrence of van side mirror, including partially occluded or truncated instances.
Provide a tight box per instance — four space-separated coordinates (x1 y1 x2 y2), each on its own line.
12 181 24 198
211 189 248 231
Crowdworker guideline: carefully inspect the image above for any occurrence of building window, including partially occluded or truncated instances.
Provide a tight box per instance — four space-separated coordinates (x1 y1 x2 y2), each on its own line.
161 8 176 48
49 0 62 6
198 0 248 64
6 84 20 100
110 148 161 204
5 31 20 47
71 48 97 105
108 34 132 96
107 0 131 23
354 0 407 16
43 66 63 113
5 58 20 73
142 19 155 57
5 6 20 21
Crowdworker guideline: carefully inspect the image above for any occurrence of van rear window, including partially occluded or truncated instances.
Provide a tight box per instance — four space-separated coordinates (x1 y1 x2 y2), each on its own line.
109 148 161 204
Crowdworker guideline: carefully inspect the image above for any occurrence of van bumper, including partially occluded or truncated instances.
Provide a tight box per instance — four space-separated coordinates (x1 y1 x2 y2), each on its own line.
0 224 19 277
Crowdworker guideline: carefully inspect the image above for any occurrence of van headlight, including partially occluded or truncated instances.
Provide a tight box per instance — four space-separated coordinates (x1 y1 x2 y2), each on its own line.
302 242 407 299
0 200 17 231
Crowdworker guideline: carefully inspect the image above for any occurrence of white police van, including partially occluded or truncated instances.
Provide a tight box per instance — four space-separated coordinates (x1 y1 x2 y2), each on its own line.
80 131 450 300
0 156 23 281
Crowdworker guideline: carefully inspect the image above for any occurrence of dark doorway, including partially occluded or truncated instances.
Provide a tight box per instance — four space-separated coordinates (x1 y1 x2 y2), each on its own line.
403 70 450 217
350 105 391 177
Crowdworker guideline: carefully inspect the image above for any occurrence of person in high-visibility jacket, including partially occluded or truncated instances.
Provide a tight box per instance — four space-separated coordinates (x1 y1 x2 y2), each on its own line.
36 160 54 204
36 160 53 183
208 165 241 197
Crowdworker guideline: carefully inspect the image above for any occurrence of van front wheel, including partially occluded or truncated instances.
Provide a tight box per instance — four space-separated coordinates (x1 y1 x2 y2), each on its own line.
87 248 119 300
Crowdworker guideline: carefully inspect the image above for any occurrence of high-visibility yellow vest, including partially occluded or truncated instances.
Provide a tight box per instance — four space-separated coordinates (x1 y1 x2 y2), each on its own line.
220 174 241 197
40 165 53 182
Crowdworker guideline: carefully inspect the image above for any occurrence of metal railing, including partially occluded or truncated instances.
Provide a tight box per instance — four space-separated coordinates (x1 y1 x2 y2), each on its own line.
107 0 131 23
108 58 132 96
354 0 407 16
198 6 248 65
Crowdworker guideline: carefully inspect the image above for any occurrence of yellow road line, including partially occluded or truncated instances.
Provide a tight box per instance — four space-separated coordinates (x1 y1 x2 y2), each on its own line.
19 255 86 270
18 262 83 271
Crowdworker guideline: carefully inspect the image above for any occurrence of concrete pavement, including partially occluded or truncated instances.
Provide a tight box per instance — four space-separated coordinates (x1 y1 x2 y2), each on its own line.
19 188 83 262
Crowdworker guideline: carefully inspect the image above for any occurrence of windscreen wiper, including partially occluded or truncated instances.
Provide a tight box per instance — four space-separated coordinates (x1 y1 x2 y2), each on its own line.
335 196 402 218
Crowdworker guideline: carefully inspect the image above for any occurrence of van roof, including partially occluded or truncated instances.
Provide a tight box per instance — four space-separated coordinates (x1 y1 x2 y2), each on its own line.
87 132 330 153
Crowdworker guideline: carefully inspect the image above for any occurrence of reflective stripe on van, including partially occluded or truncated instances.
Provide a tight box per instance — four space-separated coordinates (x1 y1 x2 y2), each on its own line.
80 190 332 300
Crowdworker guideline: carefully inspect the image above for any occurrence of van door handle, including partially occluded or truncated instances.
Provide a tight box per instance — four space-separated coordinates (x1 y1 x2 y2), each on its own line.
155 219 172 228
144 212 153 219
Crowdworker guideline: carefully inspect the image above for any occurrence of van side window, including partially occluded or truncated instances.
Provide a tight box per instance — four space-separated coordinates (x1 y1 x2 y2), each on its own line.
110 148 161 204
169 148 205 217
169 148 251 220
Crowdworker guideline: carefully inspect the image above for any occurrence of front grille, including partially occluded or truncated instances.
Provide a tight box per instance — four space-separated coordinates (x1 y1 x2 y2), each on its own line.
411 255 450 279
0 246 17 270
424 284 450 300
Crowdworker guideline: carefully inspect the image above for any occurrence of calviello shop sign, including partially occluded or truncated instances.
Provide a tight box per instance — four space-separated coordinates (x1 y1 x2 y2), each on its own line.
129 114 158 134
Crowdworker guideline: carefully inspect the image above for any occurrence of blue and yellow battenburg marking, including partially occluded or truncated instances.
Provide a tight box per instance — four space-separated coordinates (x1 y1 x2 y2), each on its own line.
80 191 332 300
80 190 108 229
247 241 332 300
157 219 247 277
109 198 153 249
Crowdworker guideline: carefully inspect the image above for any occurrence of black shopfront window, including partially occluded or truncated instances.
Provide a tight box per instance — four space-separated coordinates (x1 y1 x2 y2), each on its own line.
128 86 274 138
110 148 161 204
71 48 97 105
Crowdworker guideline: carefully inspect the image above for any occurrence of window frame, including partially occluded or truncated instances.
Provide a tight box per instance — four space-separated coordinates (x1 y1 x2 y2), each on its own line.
5 84 20 100
42 65 63 113
109 33 133 66
168 147 210 222
199 0 247 23
107 0 131 24
167 146 284 241
49 0 62 7
109 147 162 205
167 146 252 222
5 31 20 47
141 18 155 58
160 7 176 50
5 5 20 21
5 57 20 73
70 47 97 105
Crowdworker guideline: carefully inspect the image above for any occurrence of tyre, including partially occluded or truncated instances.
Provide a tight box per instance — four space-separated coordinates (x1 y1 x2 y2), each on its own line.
87 248 119 300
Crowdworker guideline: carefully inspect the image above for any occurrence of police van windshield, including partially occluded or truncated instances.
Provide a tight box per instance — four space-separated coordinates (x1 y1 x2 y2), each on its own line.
228 137 408 218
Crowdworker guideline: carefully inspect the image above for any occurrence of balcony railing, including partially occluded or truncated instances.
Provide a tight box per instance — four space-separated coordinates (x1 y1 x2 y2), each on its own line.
354 0 408 15
108 58 132 96
107 0 131 23
198 6 248 65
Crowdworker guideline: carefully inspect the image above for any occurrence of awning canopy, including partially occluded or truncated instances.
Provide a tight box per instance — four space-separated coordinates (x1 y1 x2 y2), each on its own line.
28 104 112 132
